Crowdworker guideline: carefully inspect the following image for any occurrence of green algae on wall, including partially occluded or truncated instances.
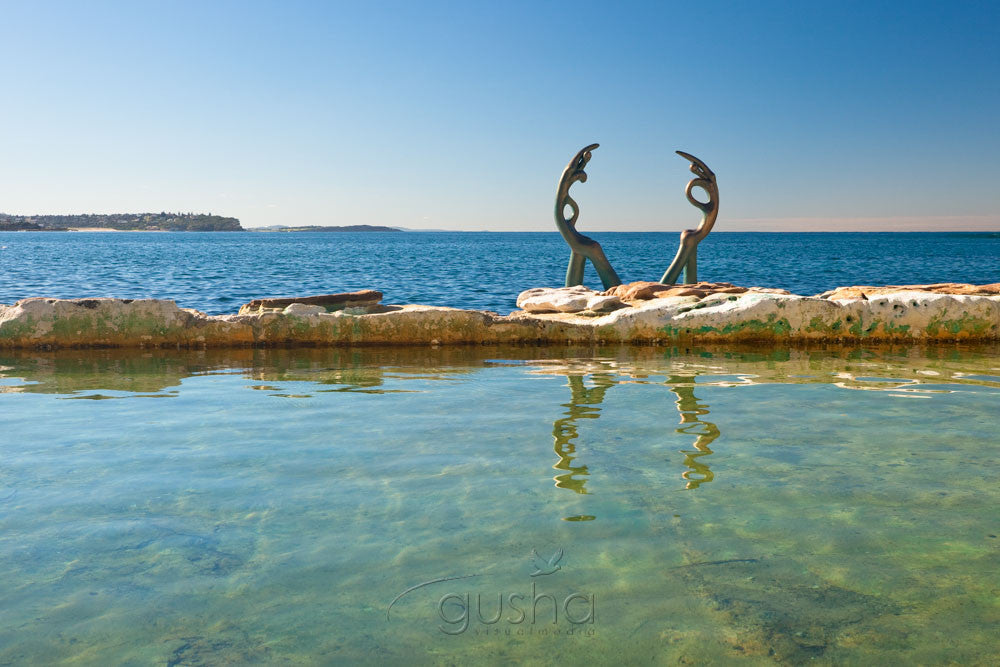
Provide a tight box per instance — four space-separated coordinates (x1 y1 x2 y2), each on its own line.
661 313 794 340
0 314 37 340
805 316 844 335
924 312 993 337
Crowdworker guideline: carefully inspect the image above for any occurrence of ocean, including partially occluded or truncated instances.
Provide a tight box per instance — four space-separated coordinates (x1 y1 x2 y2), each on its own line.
1 231 997 314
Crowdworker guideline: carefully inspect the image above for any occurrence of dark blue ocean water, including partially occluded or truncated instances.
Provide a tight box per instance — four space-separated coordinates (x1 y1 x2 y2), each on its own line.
1 231 997 314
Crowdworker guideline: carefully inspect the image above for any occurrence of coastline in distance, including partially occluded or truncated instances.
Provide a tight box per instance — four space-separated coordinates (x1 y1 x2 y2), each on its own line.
0 212 241 232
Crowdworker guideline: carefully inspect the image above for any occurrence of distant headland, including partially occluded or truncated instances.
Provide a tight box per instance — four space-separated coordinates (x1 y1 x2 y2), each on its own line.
0 214 410 233
0 212 242 231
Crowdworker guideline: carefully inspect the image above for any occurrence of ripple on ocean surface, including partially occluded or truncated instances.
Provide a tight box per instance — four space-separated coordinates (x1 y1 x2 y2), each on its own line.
1 231 998 314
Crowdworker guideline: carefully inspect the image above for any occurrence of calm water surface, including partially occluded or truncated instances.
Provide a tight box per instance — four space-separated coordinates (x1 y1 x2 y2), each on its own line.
1 231 998 313
1 344 998 664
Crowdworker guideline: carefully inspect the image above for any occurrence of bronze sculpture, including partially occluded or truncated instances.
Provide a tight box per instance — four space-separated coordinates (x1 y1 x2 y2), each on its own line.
660 151 719 285
553 144 622 289
553 145 718 287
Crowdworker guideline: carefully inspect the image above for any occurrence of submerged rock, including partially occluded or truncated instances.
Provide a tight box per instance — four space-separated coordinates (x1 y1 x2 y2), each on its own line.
1 284 998 349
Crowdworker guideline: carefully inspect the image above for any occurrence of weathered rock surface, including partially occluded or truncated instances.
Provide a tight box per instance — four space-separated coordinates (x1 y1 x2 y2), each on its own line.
516 287 626 314
817 283 1000 300
0 298 253 348
518 283 793 313
238 290 382 315
1 284 998 349
603 281 792 301
585 295 627 312
517 286 593 313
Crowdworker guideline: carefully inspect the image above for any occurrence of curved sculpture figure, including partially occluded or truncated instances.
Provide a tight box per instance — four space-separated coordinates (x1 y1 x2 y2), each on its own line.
660 151 719 285
554 144 622 289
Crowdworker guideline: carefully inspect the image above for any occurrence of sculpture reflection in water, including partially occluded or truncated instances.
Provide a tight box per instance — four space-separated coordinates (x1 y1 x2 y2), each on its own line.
667 376 720 490
550 372 617 494
548 368 719 496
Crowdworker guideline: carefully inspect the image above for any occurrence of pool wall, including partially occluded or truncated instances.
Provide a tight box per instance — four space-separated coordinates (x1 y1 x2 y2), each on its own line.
0 288 998 349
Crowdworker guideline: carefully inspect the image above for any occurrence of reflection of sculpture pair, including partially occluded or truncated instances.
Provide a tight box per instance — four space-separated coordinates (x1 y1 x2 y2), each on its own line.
554 144 719 288
552 371 718 495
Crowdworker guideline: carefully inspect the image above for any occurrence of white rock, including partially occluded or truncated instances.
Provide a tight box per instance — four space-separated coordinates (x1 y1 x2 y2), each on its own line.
585 295 626 312
283 303 326 316
516 286 598 313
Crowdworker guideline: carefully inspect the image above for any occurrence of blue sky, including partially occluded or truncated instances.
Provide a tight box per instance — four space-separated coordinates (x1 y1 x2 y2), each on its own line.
1 0 998 230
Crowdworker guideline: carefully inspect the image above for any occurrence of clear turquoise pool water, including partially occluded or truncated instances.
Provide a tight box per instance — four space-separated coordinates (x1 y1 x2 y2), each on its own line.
1 345 998 664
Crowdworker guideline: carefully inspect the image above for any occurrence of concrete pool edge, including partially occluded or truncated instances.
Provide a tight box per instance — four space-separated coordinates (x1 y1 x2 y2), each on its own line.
2 286 999 350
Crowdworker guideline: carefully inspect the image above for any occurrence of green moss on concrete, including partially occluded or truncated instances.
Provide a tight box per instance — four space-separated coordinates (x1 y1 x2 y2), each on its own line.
805 317 844 335
0 314 37 340
114 312 177 337
880 321 912 336
925 312 992 337
849 318 880 337
661 313 793 339
50 314 97 338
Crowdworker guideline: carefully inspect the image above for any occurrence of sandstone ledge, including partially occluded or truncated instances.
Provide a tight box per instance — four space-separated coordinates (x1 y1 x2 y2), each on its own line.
1 287 999 350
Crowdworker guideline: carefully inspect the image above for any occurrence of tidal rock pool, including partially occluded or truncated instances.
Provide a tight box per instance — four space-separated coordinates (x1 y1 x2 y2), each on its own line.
0 345 997 664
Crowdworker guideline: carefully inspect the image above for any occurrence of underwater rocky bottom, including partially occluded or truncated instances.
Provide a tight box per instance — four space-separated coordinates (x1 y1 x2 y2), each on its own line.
0 344 997 664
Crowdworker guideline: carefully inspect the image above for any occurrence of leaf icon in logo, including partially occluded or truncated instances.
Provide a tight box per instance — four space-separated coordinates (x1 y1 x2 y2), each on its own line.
529 548 563 577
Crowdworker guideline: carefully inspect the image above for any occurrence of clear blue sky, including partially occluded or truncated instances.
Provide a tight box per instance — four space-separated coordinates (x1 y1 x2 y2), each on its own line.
2 0 998 230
